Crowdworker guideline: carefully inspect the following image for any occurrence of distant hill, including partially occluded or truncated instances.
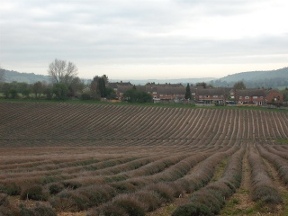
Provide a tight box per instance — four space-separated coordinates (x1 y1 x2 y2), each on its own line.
110 78 215 85
2 69 50 84
212 67 288 89
1 68 215 85
2 67 288 88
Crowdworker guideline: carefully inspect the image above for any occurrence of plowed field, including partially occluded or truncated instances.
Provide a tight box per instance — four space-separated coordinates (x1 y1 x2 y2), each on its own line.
0 102 288 216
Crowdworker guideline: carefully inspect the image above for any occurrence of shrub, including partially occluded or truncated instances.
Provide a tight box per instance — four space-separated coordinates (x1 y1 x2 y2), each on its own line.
50 190 89 212
126 179 148 188
147 183 175 203
174 179 190 193
48 183 64 195
95 203 128 216
105 175 127 183
62 181 82 190
249 148 283 205
111 182 136 193
20 204 35 216
32 203 57 216
20 185 48 201
166 182 185 197
78 185 116 207
0 193 9 206
19 203 57 216
135 191 161 212
173 148 244 216
0 206 18 216
258 145 288 185
81 93 91 100
51 185 117 212
207 181 233 198
172 203 212 216
190 189 225 215
112 195 145 216
41 176 57 185
0 195 20 216
252 185 283 204
0 182 21 195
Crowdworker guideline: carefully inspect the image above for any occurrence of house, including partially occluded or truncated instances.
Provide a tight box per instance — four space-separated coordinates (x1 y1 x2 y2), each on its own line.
265 89 284 105
108 82 284 106
236 89 283 106
192 87 232 104
236 89 266 105
108 82 133 99
145 83 185 102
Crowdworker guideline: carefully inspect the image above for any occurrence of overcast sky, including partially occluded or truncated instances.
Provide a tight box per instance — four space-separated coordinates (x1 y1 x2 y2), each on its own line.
0 0 288 79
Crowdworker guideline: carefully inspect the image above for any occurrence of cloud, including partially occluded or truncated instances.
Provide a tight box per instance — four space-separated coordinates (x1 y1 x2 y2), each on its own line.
1 0 288 79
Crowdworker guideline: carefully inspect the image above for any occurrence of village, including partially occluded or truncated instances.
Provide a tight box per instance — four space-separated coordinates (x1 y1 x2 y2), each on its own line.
108 81 284 106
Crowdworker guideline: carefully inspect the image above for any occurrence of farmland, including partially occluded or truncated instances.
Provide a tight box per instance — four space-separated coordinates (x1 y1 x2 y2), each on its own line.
0 101 288 216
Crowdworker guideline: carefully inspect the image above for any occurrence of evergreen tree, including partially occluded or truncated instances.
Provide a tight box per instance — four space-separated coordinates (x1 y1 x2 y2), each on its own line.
90 75 109 99
33 81 43 99
185 83 191 100
53 83 68 100
123 88 152 103
233 81 246 90
0 67 4 83
98 77 106 97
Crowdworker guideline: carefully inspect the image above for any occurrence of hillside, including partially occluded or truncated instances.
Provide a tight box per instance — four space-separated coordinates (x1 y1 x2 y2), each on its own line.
1 69 50 84
2 67 288 88
1 68 213 85
112 77 215 85
211 67 288 88
0 102 288 215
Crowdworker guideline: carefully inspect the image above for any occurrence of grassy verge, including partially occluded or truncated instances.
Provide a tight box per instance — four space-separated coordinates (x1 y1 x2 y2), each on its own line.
148 204 178 216
1 98 287 112
211 158 228 182
277 139 288 145
283 192 288 216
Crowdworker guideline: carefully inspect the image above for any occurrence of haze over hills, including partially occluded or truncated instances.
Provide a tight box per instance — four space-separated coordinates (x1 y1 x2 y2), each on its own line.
216 67 288 82
0 69 215 85
111 78 215 85
1 69 50 84
211 67 288 89
1 67 288 89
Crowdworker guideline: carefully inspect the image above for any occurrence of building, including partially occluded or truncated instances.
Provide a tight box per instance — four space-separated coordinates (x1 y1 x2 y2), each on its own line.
236 89 266 105
265 89 284 105
145 83 185 102
236 89 283 106
108 82 133 99
192 87 232 104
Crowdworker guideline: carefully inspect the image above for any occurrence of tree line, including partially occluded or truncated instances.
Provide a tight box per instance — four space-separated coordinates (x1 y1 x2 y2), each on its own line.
0 59 152 102
1 60 287 103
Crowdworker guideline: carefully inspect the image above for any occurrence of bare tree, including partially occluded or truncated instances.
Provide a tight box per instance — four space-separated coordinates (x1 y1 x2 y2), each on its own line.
48 59 78 85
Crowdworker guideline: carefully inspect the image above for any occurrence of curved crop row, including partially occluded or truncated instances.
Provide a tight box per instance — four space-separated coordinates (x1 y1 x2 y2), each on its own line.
258 144 288 185
248 146 282 204
264 145 288 160
88 146 239 215
49 153 207 212
1 103 288 147
172 147 244 216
